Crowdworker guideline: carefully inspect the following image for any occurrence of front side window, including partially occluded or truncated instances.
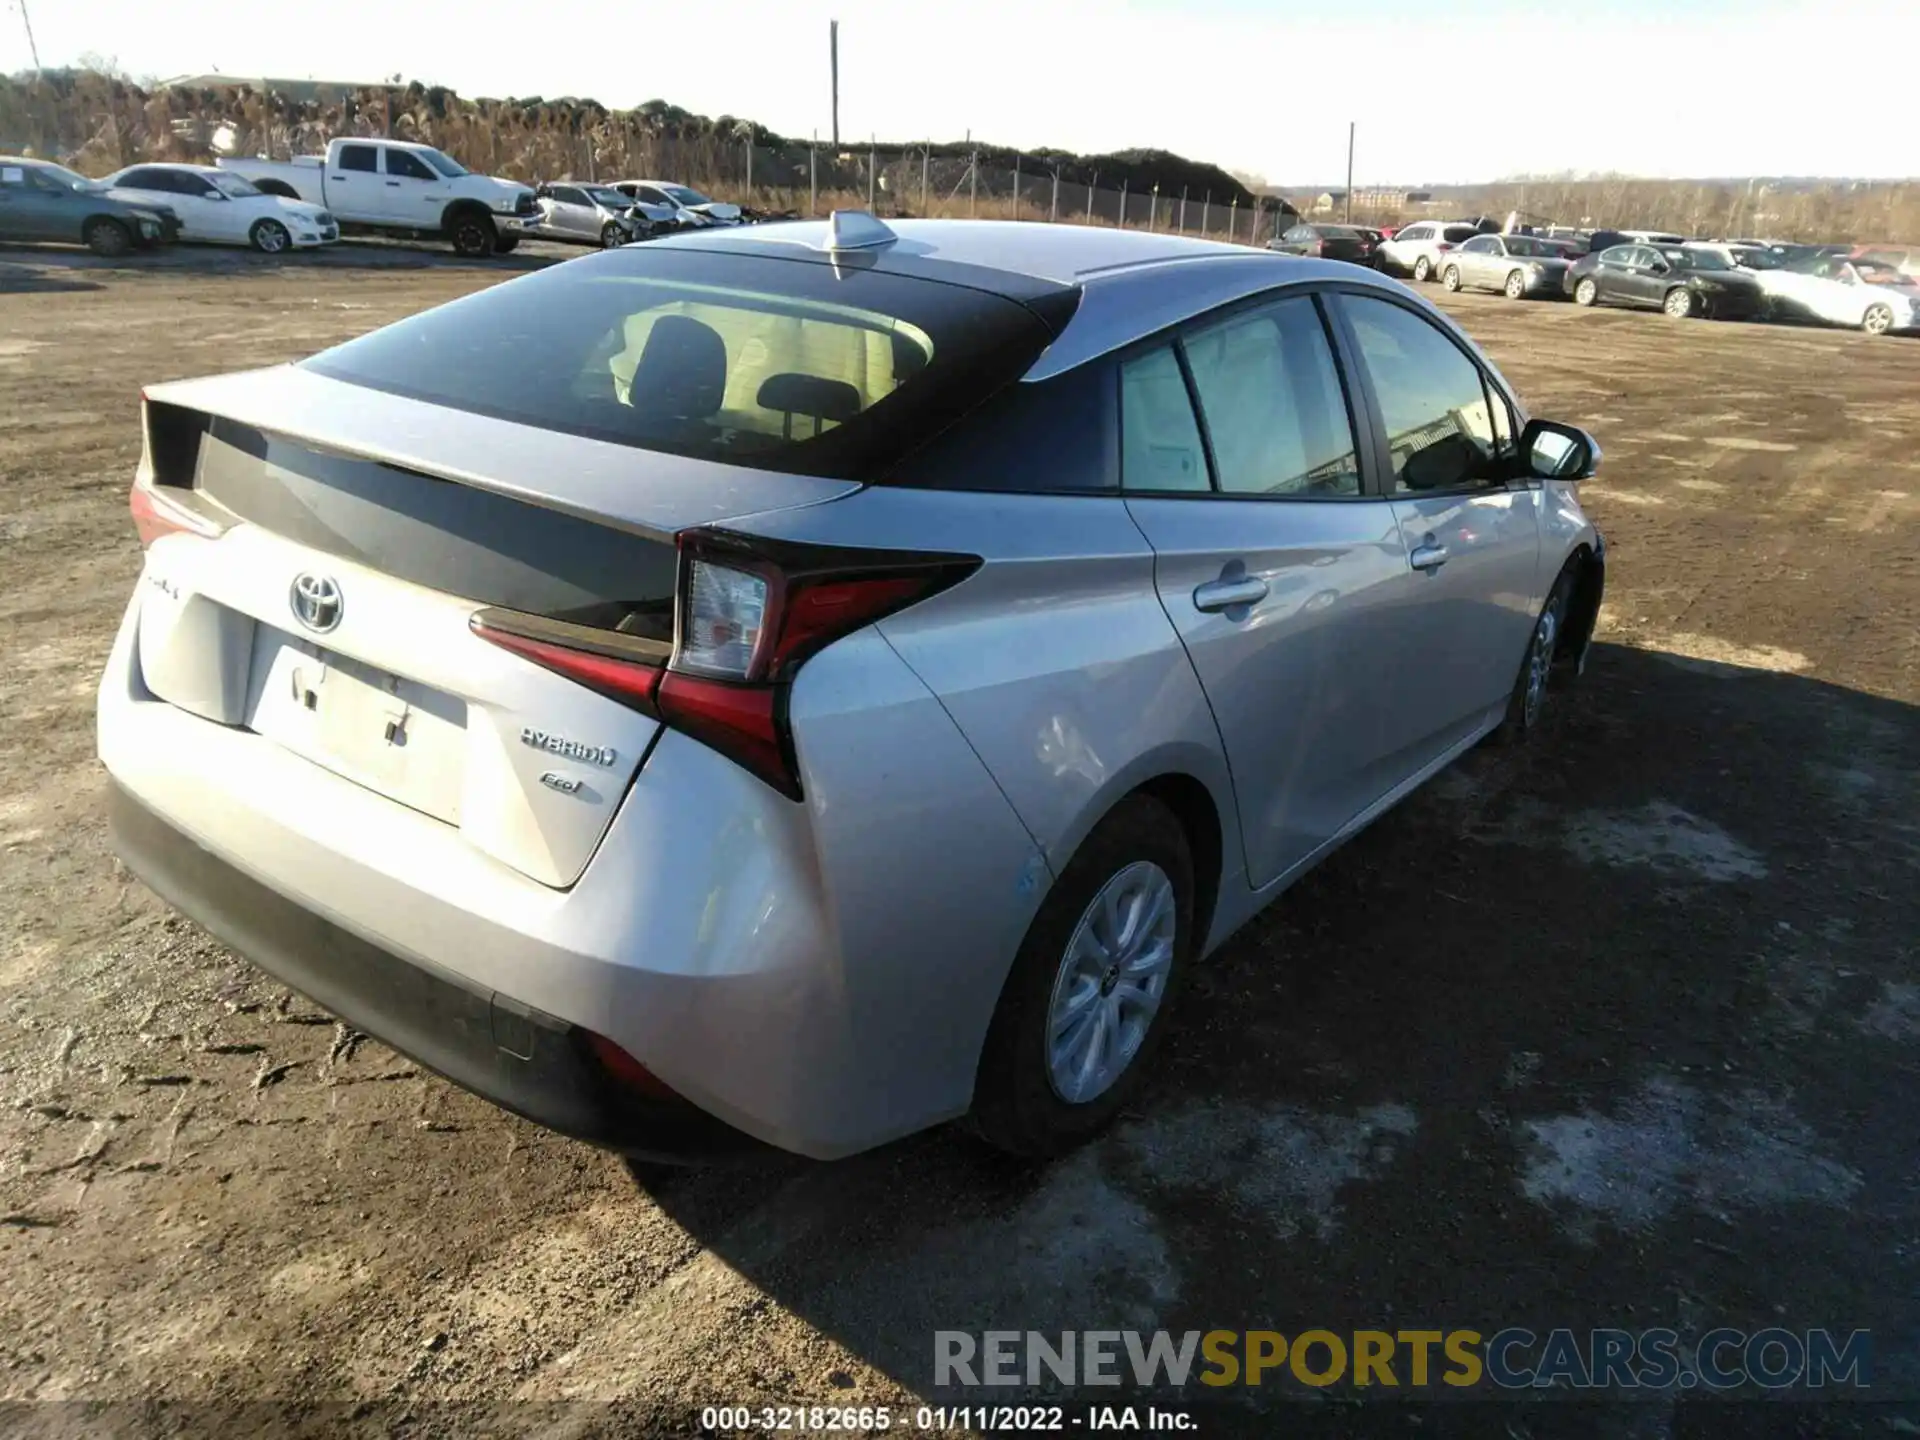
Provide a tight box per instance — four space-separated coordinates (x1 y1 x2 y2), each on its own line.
1120 346 1208 492
1343 296 1508 494
421 149 468 178
551 186 585 206
385 149 435 181
337 145 378 174
1181 298 1359 497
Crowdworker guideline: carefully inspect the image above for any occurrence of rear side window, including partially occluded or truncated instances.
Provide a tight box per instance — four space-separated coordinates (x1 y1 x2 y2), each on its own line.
302 246 1066 481
1181 298 1359 497
1342 296 1509 494
886 362 1116 493
1120 346 1208 492
337 145 378 173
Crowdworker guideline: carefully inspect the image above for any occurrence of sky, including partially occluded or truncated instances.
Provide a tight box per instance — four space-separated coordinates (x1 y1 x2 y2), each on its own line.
6 0 1916 185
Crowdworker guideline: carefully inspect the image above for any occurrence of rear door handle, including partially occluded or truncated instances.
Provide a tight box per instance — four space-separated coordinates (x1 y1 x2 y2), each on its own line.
1410 542 1450 572
1193 576 1269 612
385 180 401 187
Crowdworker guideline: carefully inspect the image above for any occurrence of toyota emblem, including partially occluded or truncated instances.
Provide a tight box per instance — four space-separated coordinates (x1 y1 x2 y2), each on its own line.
289 573 343 634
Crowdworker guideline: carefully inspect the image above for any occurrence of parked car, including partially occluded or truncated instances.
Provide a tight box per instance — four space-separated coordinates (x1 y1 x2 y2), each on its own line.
1440 233 1576 300
1851 244 1920 282
1763 254 1920 335
0 157 175 255
1268 222 1378 265
1762 242 1851 267
218 139 538 257
609 180 743 227
1566 243 1765 319
102 164 336 253
1687 241 1781 273
1375 221 1483 281
529 182 663 248
103 216 1606 1163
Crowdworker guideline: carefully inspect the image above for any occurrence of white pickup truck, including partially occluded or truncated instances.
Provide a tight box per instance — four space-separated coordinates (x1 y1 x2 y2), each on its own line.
218 138 538 257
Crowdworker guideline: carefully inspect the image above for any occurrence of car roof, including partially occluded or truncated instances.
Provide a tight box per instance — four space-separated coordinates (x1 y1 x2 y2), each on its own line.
117 162 218 174
648 218 1416 381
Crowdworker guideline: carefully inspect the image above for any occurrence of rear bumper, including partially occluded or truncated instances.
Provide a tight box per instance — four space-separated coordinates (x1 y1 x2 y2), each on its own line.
97 577 1041 1161
107 781 763 1161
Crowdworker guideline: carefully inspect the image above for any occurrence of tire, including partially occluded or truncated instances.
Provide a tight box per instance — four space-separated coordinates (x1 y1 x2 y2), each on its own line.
1862 303 1894 336
84 218 132 258
1505 269 1528 300
447 210 498 258
1492 562 1578 744
599 221 627 249
968 795 1193 1158
1574 277 1599 307
1442 264 1463 292
249 218 291 254
492 233 520 254
1413 255 1433 283
1664 286 1695 319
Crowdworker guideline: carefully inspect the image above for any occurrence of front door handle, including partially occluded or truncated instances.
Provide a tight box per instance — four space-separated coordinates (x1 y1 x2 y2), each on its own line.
1410 542 1450 573
1193 576 1269 612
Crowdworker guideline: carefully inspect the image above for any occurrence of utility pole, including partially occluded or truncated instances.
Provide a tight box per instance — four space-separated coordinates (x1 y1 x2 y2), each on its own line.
921 143 929 216
18 0 41 72
1345 121 1355 224
829 21 840 149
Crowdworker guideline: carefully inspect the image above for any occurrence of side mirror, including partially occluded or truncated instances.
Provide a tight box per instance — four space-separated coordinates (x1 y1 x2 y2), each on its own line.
1521 418 1601 482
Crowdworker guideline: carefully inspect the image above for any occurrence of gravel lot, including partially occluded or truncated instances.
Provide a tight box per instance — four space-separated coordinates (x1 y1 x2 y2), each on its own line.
1 238 1916 1438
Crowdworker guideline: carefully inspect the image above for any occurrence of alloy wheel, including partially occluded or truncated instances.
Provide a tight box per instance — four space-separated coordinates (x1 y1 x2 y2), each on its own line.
1506 270 1527 299
1863 304 1894 336
1045 860 1176 1105
1523 593 1564 727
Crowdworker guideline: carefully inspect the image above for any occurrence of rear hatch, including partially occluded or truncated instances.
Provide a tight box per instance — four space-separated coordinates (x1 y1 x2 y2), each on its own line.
129 240 1070 887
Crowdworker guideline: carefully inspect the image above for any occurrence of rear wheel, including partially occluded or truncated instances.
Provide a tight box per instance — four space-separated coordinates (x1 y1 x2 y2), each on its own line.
1664 286 1695 319
84 218 132 257
249 218 291 254
492 233 520 254
1862 303 1895 336
968 795 1192 1158
1574 276 1599 307
1413 255 1433 282
1505 269 1528 299
1442 264 1463 291
447 211 498 258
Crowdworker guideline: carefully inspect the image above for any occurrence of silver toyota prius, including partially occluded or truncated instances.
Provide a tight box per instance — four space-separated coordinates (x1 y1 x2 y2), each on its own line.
101 214 1605 1162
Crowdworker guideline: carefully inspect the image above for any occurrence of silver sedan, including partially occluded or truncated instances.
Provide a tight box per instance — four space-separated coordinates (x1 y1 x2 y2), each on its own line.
102 217 1606 1163
1442 233 1577 299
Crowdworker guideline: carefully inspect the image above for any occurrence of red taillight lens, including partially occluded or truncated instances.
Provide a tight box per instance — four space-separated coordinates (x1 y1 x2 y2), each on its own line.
655 670 793 797
472 531 979 801
1436 242 1454 252
130 481 226 548
582 1030 681 1100
469 621 663 712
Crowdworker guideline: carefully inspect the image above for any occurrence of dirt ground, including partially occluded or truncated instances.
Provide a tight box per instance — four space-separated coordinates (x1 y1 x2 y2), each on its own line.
0 239 1916 1439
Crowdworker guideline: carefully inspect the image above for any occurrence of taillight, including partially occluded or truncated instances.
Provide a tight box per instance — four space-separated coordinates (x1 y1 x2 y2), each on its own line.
471 530 978 800
129 481 227 548
1436 242 1454 252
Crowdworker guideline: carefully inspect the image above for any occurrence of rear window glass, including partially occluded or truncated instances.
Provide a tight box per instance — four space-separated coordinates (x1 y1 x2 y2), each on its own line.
302 246 1066 481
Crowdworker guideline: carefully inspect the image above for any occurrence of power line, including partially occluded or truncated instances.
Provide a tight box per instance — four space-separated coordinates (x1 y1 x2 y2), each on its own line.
17 0 42 73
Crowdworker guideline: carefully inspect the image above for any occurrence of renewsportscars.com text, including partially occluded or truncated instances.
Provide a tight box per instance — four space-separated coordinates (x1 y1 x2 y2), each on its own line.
934 1328 1871 1392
